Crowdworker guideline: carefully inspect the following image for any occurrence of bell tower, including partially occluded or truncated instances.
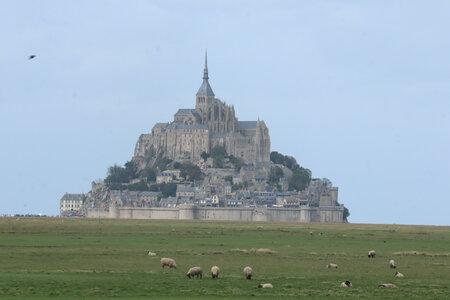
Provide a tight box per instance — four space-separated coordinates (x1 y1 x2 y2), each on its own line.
195 50 215 114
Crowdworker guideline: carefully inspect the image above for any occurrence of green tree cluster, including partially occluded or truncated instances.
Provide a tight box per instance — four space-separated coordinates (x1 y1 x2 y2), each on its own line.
211 145 226 168
149 183 177 198
180 162 202 181
229 156 245 171
288 167 312 191
105 161 137 184
152 154 173 171
139 167 156 182
270 151 299 171
106 180 149 191
268 166 284 185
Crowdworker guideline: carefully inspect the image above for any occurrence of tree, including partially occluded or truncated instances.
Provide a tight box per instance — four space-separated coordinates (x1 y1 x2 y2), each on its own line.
268 166 284 185
127 180 149 191
343 207 350 222
211 145 226 168
173 162 181 169
322 178 333 188
124 161 137 179
230 156 245 171
201 151 209 162
162 183 177 198
153 155 172 171
288 167 312 191
105 164 130 183
180 162 202 181
270 151 299 171
139 167 156 182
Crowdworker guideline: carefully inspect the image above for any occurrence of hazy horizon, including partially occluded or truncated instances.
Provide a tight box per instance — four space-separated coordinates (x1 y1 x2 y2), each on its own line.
1 1 449 225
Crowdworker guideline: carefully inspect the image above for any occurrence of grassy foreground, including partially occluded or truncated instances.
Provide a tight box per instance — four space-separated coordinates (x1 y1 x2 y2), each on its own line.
0 218 449 299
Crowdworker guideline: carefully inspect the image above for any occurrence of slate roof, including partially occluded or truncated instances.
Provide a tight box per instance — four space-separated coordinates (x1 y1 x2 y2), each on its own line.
174 109 201 120
167 124 208 130
61 193 84 201
237 121 257 130
139 191 161 197
196 79 215 96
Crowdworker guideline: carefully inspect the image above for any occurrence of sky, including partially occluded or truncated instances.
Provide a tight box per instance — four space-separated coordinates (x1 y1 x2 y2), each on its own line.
0 1 449 225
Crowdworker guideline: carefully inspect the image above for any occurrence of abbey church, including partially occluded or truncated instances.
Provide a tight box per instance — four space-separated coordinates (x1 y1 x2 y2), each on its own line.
133 53 271 163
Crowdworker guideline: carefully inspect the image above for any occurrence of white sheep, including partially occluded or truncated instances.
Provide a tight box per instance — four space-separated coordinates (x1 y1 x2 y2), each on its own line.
243 266 253 280
378 283 397 288
146 250 156 256
368 250 376 258
327 263 338 269
160 257 177 269
211 266 220 278
395 271 404 278
187 266 203 279
258 283 273 288
340 280 352 287
389 259 396 269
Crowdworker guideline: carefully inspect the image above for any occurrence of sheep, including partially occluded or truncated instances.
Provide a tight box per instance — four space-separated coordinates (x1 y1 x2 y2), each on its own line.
395 271 404 278
160 258 177 269
378 283 397 288
309 231 313 236
243 266 253 280
187 266 203 279
146 250 156 256
368 250 376 258
327 263 338 269
258 283 273 288
340 280 352 287
389 259 396 269
211 266 220 279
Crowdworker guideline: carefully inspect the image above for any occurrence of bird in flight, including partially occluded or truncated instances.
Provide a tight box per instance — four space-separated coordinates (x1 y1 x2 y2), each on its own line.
29 55 36 59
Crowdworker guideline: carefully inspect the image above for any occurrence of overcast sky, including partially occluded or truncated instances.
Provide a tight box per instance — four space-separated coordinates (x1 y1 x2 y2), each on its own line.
1 1 449 225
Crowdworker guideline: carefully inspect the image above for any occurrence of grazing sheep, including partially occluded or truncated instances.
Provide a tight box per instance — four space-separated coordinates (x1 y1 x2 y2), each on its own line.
368 250 376 258
340 280 352 287
389 259 396 269
211 266 220 279
187 266 203 279
309 231 313 236
243 266 253 280
160 258 177 269
258 283 273 288
257 226 264 230
327 263 338 269
395 271 404 278
378 283 397 288
146 250 156 256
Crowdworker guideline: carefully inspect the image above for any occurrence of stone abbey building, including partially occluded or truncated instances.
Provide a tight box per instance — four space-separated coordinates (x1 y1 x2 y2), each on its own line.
133 52 271 163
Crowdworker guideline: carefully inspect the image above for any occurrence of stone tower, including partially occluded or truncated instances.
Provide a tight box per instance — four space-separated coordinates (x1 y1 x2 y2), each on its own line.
195 50 215 116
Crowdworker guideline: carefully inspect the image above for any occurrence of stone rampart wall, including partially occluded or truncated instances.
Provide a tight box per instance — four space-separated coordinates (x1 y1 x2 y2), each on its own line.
87 206 344 223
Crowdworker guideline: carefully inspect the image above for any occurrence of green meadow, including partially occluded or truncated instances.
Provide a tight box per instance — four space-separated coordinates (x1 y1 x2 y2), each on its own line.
0 218 449 299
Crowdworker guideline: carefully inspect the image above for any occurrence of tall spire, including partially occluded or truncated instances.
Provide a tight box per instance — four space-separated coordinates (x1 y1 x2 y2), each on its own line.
203 49 209 80
196 48 214 96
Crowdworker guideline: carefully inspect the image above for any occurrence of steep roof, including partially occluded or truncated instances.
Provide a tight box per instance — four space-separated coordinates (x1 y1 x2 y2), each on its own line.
237 121 257 130
61 193 84 201
167 124 208 130
196 50 215 96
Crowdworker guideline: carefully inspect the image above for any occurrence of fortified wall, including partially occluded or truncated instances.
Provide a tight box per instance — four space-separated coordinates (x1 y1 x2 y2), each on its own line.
86 205 344 223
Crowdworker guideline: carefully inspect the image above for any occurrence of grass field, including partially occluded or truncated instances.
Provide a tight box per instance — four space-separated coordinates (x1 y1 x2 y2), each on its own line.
0 218 449 299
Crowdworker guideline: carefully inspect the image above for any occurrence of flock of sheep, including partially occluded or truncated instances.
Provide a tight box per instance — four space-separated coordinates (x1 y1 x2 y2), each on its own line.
151 248 405 290
157 256 271 288
330 250 405 289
